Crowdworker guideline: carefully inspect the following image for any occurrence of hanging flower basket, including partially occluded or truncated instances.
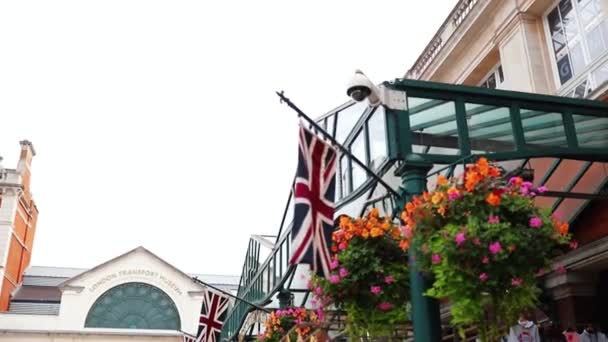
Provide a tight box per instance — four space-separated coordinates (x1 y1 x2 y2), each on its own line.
401 158 573 341
257 307 319 342
310 209 410 339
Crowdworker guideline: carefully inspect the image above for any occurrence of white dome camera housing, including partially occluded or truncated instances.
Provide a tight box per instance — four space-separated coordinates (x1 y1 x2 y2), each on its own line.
346 70 381 106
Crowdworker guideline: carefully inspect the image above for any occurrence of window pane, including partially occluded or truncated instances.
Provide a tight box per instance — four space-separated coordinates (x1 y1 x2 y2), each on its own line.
573 114 608 148
486 73 497 89
339 155 348 198
548 8 567 52
559 0 579 40
498 65 504 83
350 130 367 190
570 43 586 74
335 101 367 143
592 60 608 84
522 112 567 148
367 107 387 170
587 23 607 60
465 103 515 152
557 53 573 84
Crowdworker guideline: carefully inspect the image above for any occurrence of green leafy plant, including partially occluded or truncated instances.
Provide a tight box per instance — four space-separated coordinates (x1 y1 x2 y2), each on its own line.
401 158 573 341
310 209 410 339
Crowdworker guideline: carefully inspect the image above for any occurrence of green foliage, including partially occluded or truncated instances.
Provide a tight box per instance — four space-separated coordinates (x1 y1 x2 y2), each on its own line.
403 160 572 341
310 211 410 339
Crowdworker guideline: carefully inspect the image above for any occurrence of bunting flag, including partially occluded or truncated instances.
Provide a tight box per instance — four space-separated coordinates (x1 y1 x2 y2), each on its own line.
289 123 337 278
184 289 230 342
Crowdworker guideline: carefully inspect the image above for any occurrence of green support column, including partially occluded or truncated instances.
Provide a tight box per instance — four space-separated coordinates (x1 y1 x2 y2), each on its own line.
396 154 441 342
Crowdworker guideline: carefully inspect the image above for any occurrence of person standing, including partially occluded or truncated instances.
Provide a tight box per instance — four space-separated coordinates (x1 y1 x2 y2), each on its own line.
508 313 541 342
580 324 608 342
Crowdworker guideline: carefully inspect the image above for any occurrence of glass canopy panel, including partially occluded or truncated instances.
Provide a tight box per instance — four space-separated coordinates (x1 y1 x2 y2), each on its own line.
535 159 588 209
335 101 368 143
351 129 367 190
368 106 388 170
408 97 460 151
465 103 515 152
521 111 567 149
573 114 608 149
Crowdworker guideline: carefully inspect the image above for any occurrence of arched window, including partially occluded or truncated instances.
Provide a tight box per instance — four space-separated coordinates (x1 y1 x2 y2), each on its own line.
85 282 180 330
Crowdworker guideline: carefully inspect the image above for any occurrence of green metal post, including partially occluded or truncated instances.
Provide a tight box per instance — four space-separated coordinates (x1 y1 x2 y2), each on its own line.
277 287 293 308
396 154 441 342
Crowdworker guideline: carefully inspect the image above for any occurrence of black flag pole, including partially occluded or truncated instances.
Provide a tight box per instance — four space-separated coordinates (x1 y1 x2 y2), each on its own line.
276 90 402 200
192 277 271 313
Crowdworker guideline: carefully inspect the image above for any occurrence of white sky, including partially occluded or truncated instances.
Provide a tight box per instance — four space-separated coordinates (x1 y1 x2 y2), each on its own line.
0 0 457 276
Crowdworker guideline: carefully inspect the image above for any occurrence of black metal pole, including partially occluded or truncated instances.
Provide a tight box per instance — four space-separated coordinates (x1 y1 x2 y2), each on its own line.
192 277 271 313
276 91 401 200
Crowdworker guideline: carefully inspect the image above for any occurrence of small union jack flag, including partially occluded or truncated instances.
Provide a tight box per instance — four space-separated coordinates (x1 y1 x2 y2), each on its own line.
184 289 230 342
289 123 337 278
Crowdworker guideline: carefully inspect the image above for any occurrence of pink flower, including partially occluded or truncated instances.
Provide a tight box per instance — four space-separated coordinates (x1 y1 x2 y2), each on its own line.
482 256 490 264
522 181 533 188
402 225 413 239
370 286 382 295
314 286 323 295
384 275 395 284
569 241 578 249
316 308 325 321
431 254 442 264
329 275 340 284
448 192 462 200
339 267 349 278
529 217 543 228
489 242 502 255
330 259 339 270
537 185 548 193
536 268 546 277
479 273 489 282
455 232 467 246
473 238 481 246
509 177 522 184
488 215 500 224
338 242 347 250
378 302 393 311
511 278 523 287
555 265 567 274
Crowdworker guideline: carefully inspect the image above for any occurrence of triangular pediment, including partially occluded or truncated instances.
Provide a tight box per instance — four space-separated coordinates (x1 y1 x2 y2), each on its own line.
59 246 204 296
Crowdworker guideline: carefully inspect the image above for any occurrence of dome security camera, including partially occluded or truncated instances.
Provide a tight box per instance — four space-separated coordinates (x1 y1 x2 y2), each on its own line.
346 70 381 106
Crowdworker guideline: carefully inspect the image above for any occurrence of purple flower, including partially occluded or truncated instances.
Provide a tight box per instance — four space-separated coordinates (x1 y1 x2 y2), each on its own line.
329 275 340 284
378 302 393 311
330 259 339 270
537 186 548 193
489 242 502 255
488 215 500 224
511 278 523 287
431 254 442 264
314 286 323 295
522 181 533 188
370 286 382 295
521 186 530 196
384 275 395 284
479 273 489 282
339 267 349 278
529 217 543 228
455 232 467 246
508 177 521 184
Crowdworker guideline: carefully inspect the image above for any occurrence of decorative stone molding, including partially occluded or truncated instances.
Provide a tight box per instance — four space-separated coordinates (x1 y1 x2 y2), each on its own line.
545 271 598 300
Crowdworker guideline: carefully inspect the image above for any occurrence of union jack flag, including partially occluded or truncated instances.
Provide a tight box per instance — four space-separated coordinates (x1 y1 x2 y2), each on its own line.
289 123 337 278
183 289 230 342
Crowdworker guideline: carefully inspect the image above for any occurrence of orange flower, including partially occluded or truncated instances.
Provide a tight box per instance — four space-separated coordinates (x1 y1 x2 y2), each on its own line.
361 229 370 239
369 207 380 218
399 239 410 251
370 227 384 238
555 221 569 236
485 192 501 206
465 171 481 191
406 202 416 214
438 205 446 216
431 192 444 205
488 166 501 177
477 157 489 176
437 175 448 186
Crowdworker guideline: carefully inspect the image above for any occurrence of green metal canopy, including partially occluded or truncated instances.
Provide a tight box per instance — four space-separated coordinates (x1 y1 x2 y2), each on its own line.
220 80 608 341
